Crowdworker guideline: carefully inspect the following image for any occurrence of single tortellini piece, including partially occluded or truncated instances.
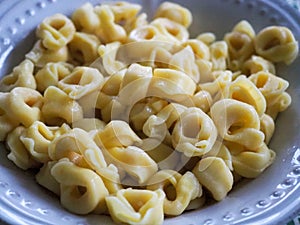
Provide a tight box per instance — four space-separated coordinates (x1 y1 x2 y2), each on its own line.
254 26 299 65
7 87 43 127
71 2 100 34
0 92 19 141
192 157 233 201
226 142 276 178
106 188 165 225
0 59 36 92
210 99 265 150
248 71 291 119
105 1 142 25
51 158 109 215
172 107 218 157
41 86 83 125
94 120 142 150
154 1 192 28
224 20 255 70
224 75 266 117
36 13 76 50
48 128 106 171
68 32 100 65
151 18 189 43
148 68 196 103
241 55 276 76
94 5 127 43
209 41 228 71
35 62 73 93
25 40 69 68
6 126 40 170
20 121 60 163
147 170 202 216
58 66 104 100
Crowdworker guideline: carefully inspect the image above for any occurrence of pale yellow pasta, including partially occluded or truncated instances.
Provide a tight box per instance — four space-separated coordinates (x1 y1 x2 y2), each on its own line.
111 64 153 121
68 32 100 65
123 12 148 33
96 41 126 76
7 87 43 127
51 158 109 214
148 68 196 103
6 126 40 170
130 97 168 131
224 20 255 70
96 164 123 194
94 5 127 43
151 18 189 43
58 66 104 99
169 46 200 83
172 107 218 157
199 70 232 101
191 90 213 113
192 157 233 201
36 13 76 50
20 121 58 163
248 71 291 119
203 140 233 171
254 26 299 64
0 59 36 92
260 113 275 144
145 143 181 171
105 188 165 225
0 92 19 141
154 1 192 28
105 1 142 25
147 170 201 216
103 145 158 184
36 161 60 195
210 99 265 150
0 2 298 224
182 39 210 61
72 118 106 132
41 86 83 125
226 142 276 178
71 2 100 34
26 40 69 68
224 75 266 116
94 120 142 150
196 32 216 45
241 55 276 76
210 41 228 71
35 62 74 93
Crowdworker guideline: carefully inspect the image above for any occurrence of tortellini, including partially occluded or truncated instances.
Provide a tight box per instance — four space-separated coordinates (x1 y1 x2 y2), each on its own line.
0 1 298 225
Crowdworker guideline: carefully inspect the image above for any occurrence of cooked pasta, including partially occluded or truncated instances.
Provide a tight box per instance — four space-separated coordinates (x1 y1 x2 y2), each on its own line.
0 1 298 225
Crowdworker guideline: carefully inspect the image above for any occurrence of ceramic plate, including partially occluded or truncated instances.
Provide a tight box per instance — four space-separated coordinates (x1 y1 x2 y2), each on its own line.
0 0 300 224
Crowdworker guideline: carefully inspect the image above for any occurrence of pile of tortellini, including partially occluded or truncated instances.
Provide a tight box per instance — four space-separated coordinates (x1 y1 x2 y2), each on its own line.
0 1 298 224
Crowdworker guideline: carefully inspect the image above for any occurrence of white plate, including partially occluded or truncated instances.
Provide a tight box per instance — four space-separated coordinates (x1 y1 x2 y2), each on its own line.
0 0 300 224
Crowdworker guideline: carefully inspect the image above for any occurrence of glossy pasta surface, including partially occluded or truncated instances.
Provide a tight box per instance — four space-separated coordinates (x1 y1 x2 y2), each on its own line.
0 1 298 225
